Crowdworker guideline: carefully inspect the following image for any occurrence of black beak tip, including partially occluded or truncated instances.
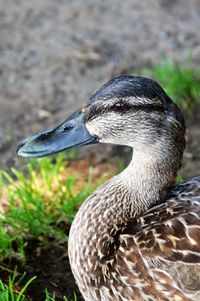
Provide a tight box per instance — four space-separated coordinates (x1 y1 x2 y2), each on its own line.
17 139 28 157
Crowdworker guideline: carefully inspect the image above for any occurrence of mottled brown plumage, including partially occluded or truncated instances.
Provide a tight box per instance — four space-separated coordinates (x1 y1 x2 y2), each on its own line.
17 76 200 301
68 77 200 301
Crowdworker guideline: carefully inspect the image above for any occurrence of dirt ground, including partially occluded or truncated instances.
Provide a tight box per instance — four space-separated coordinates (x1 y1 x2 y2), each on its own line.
0 1 200 300
0 240 85 301
0 0 200 175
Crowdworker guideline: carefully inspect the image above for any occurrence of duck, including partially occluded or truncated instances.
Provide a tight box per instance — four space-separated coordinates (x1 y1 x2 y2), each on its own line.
17 75 200 301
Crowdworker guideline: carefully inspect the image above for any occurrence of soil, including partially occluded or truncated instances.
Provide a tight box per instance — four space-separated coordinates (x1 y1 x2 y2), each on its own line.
0 240 84 301
0 0 200 300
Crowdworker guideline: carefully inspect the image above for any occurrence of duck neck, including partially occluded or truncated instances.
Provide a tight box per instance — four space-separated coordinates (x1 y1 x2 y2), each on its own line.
119 145 180 214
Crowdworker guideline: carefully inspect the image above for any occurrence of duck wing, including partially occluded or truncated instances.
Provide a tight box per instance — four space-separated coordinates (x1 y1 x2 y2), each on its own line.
100 178 200 300
125 177 200 297
134 177 200 261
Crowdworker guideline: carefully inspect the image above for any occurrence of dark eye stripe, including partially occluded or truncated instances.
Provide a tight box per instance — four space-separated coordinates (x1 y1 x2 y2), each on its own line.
128 104 165 113
86 103 165 121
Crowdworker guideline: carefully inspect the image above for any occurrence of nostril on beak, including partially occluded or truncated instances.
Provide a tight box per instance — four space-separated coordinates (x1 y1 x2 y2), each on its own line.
63 124 74 132
39 132 50 141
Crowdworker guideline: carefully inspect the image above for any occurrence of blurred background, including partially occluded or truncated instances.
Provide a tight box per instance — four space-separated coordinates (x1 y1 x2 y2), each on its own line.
0 0 200 173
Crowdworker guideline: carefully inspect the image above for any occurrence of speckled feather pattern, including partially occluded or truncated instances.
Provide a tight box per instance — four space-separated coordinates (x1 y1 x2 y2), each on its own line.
68 76 200 301
69 173 200 301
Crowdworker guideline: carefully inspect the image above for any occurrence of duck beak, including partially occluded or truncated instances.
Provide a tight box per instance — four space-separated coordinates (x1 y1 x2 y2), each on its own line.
17 109 98 158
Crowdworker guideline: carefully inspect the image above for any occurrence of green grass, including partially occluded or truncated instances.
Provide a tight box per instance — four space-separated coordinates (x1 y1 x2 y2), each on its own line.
45 290 76 301
0 151 116 300
0 151 108 260
0 269 76 301
139 58 200 109
0 270 36 301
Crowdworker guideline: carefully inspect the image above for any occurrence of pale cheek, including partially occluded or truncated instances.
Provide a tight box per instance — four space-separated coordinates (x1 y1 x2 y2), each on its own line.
86 120 103 137
86 117 115 139
86 116 145 146
86 121 127 145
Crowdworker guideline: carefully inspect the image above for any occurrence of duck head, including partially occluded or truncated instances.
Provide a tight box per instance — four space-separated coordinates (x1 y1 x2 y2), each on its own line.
17 75 186 161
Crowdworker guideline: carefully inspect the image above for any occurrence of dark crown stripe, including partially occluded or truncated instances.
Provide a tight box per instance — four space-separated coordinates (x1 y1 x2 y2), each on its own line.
86 103 165 121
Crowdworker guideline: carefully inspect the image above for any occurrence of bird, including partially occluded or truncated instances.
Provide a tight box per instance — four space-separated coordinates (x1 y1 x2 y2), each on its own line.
17 75 200 301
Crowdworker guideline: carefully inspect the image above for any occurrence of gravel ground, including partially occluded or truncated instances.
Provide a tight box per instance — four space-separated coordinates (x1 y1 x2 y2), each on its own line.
0 0 200 174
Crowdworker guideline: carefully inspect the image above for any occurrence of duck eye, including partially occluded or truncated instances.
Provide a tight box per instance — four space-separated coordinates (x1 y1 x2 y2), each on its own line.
113 102 128 112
